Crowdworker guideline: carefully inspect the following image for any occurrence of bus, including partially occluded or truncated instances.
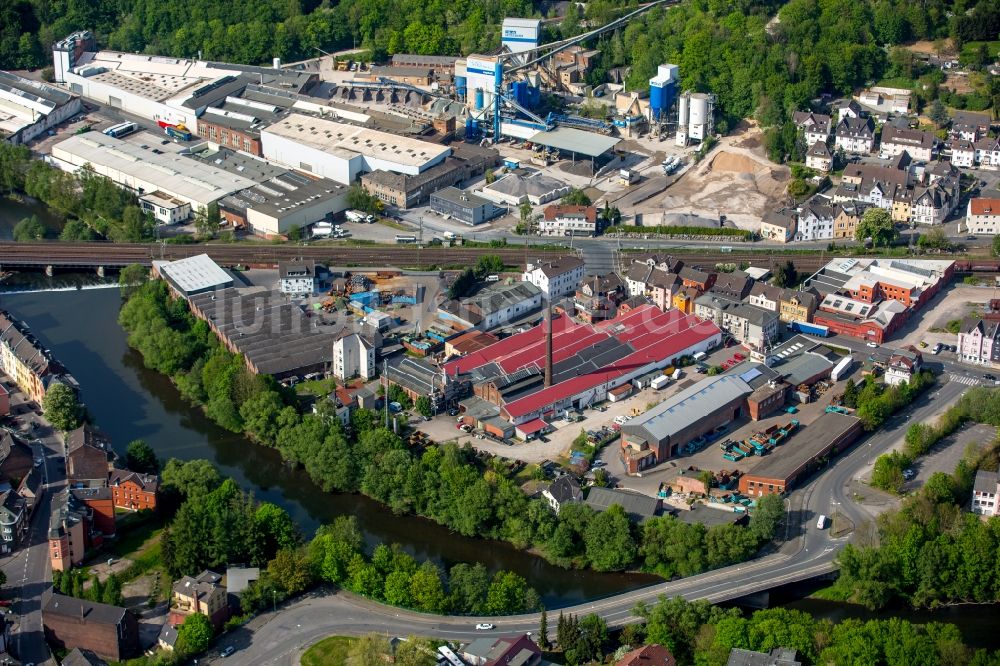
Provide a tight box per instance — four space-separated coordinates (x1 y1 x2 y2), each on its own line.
395 234 417 244
103 122 138 139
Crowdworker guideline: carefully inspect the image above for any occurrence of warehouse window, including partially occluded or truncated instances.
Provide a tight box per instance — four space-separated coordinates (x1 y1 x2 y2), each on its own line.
300 162 312 172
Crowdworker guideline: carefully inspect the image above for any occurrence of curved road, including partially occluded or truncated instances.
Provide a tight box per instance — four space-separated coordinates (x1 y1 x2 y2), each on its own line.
225 369 971 665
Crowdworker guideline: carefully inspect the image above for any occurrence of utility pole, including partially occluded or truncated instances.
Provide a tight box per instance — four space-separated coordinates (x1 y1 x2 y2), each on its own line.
383 359 389 429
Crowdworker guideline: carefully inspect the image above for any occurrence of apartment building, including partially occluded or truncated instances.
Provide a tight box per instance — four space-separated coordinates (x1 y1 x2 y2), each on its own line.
958 318 1000 366
834 116 875 154
523 256 585 299
792 111 832 146
332 331 376 381
539 205 598 237
109 468 159 512
971 470 999 516
879 126 936 162
0 311 78 404
794 204 835 242
170 570 229 629
966 198 1000 235
805 141 833 172
833 203 866 239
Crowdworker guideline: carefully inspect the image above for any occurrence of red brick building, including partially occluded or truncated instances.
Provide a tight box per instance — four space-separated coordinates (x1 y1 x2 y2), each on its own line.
196 117 262 156
71 487 115 539
616 645 677 666
44 594 139 662
0 383 8 417
109 468 159 512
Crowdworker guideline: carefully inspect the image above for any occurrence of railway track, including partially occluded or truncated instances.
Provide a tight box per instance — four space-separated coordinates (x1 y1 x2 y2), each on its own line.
0 241 561 269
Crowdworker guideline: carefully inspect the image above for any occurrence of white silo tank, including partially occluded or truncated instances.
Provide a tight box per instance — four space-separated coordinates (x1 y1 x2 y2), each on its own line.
677 93 689 126
689 94 709 126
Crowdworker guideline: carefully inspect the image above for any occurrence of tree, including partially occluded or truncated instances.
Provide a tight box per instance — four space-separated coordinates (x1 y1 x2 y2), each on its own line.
486 570 534 614
13 215 45 241
871 451 910 493
992 234 1000 258
286 224 302 241
917 227 951 251
42 383 83 431
561 188 591 206
176 613 214 657
118 264 149 299
60 219 96 242
929 99 949 128
772 261 798 288
855 207 898 247
267 548 313 596
102 574 123 606
194 203 220 238
348 634 392 666
346 184 383 214
485 169 495 184
161 458 222 499
842 379 859 408
749 494 784 542
124 439 159 474
538 608 550 649
583 504 637 571
415 395 433 418
448 562 490 614
474 255 504 278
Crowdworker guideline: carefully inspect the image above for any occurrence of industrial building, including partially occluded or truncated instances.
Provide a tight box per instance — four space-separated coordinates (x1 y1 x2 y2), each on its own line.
51 133 259 217
360 143 499 210
479 172 571 206
445 304 722 428
648 64 678 123
152 254 234 298
0 70 82 145
739 411 863 496
805 258 955 343
219 170 348 237
675 91 715 146
186 287 335 379
429 186 502 225
437 281 543 331
501 18 542 57
260 113 451 184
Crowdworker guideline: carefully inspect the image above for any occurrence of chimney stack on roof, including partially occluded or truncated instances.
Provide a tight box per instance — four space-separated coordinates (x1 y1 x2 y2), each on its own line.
544 301 554 388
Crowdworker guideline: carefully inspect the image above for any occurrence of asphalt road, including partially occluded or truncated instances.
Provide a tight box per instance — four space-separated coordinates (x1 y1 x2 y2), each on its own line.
0 397 66 665
226 359 973 665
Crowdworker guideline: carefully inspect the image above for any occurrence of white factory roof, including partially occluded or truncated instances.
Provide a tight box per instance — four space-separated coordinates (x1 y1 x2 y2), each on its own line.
155 254 233 295
72 51 233 102
0 71 77 137
51 133 258 206
263 113 450 168
528 127 620 157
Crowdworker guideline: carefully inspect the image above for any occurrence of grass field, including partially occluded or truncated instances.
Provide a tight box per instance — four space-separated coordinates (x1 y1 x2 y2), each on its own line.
301 636 356 666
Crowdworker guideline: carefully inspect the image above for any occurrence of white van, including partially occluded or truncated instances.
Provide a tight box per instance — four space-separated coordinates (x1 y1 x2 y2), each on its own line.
485 274 500 282
816 515 827 530
692 351 707 362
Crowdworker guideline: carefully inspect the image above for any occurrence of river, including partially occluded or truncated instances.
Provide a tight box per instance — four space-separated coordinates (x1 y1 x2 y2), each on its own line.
0 286 657 606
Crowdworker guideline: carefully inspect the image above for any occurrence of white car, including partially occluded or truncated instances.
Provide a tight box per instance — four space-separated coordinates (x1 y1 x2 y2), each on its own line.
866 342 878 348
476 623 495 630
816 515 827 529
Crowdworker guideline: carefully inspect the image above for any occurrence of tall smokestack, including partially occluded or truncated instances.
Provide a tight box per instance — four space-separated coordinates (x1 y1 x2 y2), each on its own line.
544 301 553 388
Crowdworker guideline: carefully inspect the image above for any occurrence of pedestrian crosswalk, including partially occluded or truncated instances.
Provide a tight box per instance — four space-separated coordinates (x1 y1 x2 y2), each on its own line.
949 374 981 387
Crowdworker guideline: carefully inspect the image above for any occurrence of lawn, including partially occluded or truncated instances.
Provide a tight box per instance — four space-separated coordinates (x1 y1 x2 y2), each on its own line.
296 377 338 398
301 636 357 666
961 40 1000 60
375 216 410 231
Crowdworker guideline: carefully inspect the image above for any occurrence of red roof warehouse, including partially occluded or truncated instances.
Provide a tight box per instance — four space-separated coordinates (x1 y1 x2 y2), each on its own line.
444 304 722 424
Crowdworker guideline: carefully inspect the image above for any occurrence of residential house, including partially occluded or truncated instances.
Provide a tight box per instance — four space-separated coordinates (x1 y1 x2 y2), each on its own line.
0 491 27 554
0 310 78 404
833 203 866 240
574 273 625 322
43 595 139 662
836 99 863 122
695 293 741 328
48 489 87 571
925 159 958 186
109 468 159 512
542 475 582 514
71 487 115 539
966 198 1000 235
712 271 754 300
971 470 999 517
958 318 1000 366
746 283 783 313
278 261 318 296
170 570 229 629
778 290 818 324
951 110 992 142
889 186 913 224
0 383 8 417
332 331 375 381
794 204 835 242
792 111 832 146
678 266 715 292
540 204 598 237
461 634 541 666
884 345 923 386
616 645 677 666
0 431 34 486
726 647 801 666
672 287 699 314
950 139 976 168
645 270 682 312
880 127 936 162
724 304 780 351
974 137 1000 169
911 184 952 225
805 140 832 172
625 263 655 298
523 256 585 299
65 425 112 489
760 209 796 243
584 487 662 523
834 116 874 154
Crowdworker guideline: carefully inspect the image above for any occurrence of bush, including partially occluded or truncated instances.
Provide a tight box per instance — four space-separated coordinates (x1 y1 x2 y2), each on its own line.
612 225 750 238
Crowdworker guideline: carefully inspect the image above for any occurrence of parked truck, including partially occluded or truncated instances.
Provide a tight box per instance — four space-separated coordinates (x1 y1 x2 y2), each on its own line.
165 124 192 141
346 210 375 223
650 374 671 390
788 320 830 337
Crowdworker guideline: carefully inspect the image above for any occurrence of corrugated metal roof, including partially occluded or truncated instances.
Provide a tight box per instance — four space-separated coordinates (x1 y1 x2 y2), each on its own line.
528 127 620 157
623 375 753 444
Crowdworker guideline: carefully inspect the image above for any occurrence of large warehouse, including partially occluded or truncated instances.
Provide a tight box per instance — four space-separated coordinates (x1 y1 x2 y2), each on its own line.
739 411 863 496
260 114 451 184
0 71 82 145
444 304 721 427
50 133 258 216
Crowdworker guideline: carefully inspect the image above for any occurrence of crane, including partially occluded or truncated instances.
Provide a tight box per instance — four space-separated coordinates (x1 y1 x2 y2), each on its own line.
484 0 679 139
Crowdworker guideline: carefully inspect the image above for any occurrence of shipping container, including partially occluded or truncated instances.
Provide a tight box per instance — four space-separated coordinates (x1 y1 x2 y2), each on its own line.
788 320 830 337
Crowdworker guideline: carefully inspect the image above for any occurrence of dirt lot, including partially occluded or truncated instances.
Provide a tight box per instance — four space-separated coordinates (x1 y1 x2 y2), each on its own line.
892 284 992 349
642 122 791 232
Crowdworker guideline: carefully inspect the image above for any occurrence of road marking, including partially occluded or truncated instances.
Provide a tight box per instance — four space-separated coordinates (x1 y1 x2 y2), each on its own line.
949 374 981 386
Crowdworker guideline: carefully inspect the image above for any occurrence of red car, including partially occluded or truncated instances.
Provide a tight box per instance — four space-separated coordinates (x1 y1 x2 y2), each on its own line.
733 353 745 361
